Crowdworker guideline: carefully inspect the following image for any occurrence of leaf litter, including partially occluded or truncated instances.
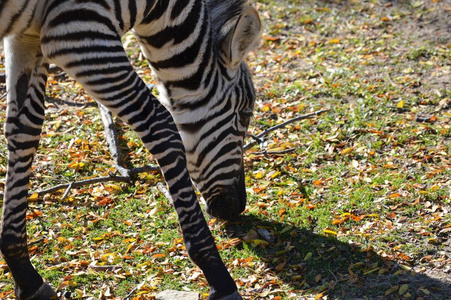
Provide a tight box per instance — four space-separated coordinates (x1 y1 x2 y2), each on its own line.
0 0 450 299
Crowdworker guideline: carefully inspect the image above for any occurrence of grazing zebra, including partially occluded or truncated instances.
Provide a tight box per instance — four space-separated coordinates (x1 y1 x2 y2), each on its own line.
0 0 261 299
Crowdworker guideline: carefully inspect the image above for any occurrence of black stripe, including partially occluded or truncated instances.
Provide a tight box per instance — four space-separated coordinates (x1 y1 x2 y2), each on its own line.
43 1 67 26
113 0 124 31
48 9 117 34
47 45 124 58
178 68 218 110
65 55 130 68
86 72 129 86
142 0 170 23
195 116 235 165
76 66 131 78
142 0 201 48
128 0 137 28
167 25 213 90
91 72 136 94
143 0 157 18
3 202 28 225
171 0 190 20
151 7 209 71
0 0 7 16
41 31 118 44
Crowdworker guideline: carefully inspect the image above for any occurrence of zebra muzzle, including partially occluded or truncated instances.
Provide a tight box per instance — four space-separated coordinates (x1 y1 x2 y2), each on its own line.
205 169 247 220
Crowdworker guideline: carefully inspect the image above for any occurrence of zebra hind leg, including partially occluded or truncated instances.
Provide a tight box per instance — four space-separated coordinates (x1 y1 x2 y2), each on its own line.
0 35 57 300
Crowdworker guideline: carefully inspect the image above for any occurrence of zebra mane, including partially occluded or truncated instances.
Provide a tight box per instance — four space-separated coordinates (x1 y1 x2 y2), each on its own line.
206 0 249 45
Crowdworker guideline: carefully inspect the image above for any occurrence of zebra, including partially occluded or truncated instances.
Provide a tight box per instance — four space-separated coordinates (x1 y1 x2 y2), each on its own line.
0 0 261 299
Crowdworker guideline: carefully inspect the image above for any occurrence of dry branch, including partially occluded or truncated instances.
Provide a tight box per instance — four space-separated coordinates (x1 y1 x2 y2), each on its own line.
0 77 162 200
244 108 330 151
98 102 131 177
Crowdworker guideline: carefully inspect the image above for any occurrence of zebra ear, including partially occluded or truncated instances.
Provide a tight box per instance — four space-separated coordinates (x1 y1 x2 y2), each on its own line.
223 7 261 70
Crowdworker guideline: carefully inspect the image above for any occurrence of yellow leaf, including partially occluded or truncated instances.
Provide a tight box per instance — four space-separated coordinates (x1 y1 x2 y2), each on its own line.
329 38 340 44
304 252 313 261
399 284 409 295
341 147 353 155
29 193 39 201
271 171 281 179
252 239 269 246
366 213 380 218
397 100 405 108
385 285 399 296
323 229 337 235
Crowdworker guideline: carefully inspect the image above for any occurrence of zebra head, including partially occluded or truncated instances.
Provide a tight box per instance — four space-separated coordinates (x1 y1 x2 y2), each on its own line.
140 1 261 220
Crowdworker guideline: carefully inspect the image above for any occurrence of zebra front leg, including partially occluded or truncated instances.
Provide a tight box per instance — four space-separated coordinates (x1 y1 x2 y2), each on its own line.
0 36 57 300
45 28 241 296
99 90 241 299
142 104 242 300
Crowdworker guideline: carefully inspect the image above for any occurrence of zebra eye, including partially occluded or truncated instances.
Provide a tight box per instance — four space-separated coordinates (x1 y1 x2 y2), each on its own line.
240 107 254 118
239 107 254 126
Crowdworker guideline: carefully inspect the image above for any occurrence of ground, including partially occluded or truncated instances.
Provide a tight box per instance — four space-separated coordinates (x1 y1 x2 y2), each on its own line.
0 0 450 299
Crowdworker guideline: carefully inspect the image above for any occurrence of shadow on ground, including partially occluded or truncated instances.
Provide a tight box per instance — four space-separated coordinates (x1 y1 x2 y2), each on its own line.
224 213 450 299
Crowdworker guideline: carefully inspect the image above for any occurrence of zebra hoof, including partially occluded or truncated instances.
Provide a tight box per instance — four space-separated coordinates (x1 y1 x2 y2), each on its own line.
16 282 57 300
208 291 242 300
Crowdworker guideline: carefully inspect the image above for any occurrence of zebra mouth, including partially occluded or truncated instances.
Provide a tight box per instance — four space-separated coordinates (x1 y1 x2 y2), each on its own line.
205 168 246 220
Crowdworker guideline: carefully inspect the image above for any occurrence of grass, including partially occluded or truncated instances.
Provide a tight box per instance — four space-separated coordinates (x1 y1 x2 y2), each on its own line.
1 0 450 299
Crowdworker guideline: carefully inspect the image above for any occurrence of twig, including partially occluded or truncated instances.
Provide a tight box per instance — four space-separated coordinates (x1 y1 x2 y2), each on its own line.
244 109 330 151
0 165 160 200
157 182 173 204
89 265 122 271
98 102 131 178
129 165 160 174
32 174 132 197
250 147 296 156
124 282 144 300
61 182 73 201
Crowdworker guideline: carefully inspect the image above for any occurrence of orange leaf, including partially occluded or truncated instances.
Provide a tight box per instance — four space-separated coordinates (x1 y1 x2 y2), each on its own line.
389 193 402 198
151 254 165 258
313 180 323 186
332 218 344 225
306 203 317 210
265 36 280 42
351 215 363 222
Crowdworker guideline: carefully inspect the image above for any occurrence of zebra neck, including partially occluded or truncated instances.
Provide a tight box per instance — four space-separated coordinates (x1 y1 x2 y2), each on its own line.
133 0 217 107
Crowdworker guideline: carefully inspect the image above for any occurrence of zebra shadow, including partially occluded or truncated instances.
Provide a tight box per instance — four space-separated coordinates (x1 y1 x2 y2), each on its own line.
224 214 451 299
